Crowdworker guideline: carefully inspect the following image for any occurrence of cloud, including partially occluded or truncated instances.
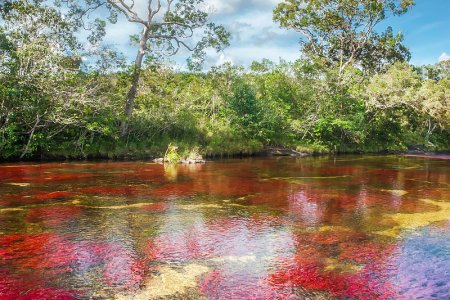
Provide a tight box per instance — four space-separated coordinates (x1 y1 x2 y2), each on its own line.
205 0 280 15
438 52 450 62
219 45 300 66
216 53 234 66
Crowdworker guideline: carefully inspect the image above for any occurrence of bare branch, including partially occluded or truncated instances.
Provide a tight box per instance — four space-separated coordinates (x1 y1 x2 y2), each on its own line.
150 0 162 20
107 0 146 25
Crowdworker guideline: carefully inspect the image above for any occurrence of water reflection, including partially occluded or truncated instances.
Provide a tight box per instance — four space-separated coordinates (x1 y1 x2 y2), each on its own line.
0 156 449 299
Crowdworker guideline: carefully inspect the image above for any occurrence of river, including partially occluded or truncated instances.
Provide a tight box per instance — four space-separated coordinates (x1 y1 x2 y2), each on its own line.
0 155 449 299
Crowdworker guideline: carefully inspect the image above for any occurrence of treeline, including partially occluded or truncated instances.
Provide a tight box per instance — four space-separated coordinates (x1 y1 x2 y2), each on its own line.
0 0 449 160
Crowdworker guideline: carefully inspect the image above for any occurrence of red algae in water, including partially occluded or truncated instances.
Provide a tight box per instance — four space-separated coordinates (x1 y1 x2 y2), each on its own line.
268 261 396 300
0 190 73 206
0 158 448 299
0 165 56 181
0 272 54 300
17 288 78 300
78 186 142 196
35 191 74 201
150 182 197 198
339 242 397 264
26 205 82 226
267 235 402 300
0 233 146 295
0 233 76 269
7 173 96 183
310 230 368 246
103 257 145 290
141 203 170 212
200 269 289 300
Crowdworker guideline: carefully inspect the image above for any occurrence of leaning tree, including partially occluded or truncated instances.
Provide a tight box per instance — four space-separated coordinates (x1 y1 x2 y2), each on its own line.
60 0 230 135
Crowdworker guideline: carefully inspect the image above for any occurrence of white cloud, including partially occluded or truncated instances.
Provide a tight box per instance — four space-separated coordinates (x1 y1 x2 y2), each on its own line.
438 52 450 62
219 45 300 66
205 0 280 15
216 53 234 66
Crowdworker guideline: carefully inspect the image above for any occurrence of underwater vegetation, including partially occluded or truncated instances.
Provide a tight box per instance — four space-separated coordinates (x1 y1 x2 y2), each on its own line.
0 156 449 299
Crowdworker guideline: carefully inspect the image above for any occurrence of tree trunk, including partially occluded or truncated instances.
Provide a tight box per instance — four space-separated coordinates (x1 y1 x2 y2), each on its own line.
121 26 149 136
20 114 40 159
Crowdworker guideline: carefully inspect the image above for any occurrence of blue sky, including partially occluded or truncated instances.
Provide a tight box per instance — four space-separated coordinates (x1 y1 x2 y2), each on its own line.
102 0 450 68
384 0 450 65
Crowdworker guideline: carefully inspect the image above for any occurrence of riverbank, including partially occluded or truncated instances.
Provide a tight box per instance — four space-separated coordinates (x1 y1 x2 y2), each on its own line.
1 142 449 163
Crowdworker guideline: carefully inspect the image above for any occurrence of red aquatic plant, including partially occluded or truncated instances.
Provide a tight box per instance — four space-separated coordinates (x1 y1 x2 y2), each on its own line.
42 173 96 181
112 166 167 183
0 192 41 206
199 268 295 300
0 233 147 295
308 230 367 246
0 273 75 300
6 173 96 183
149 182 196 198
17 288 78 300
0 233 56 259
35 191 74 201
268 262 398 300
141 203 170 212
26 205 82 226
103 257 145 290
70 240 147 291
199 270 223 298
0 238 82 298
201 177 259 197
7 234 76 270
0 190 73 206
0 165 55 181
78 186 142 196
268 237 402 300
269 262 347 293
0 274 22 300
317 166 365 177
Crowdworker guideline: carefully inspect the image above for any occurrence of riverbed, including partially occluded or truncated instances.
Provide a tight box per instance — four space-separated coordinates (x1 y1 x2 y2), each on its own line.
0 156 449 299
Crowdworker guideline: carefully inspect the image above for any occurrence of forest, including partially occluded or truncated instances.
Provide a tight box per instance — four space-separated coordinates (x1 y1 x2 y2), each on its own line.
0 0 449 160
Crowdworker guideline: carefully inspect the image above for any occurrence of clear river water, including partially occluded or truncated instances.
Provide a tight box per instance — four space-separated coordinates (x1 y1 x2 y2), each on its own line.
0 155 449 299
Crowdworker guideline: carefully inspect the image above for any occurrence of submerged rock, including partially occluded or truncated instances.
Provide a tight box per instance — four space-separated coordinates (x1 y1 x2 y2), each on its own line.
116 264 209 300
179 159 206 164
377 199 450 237
264 146 309 157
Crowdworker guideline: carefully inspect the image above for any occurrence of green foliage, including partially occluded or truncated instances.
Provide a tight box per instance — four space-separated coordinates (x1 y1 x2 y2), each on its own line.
0 0 448 160
164 144 181 164
274 0 414 75
225 79 261 138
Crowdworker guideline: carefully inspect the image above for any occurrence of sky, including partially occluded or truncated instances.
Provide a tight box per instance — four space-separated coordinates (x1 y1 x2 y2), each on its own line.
101 0 450 69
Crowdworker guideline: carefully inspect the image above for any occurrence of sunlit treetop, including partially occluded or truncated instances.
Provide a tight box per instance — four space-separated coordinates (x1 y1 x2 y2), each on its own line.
274 0 415 75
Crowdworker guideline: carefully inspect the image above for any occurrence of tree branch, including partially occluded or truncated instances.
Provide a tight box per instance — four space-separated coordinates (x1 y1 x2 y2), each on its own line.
107 0 146 25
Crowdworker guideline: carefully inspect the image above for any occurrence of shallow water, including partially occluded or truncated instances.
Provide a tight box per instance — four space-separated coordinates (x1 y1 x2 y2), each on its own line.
0 156 449 299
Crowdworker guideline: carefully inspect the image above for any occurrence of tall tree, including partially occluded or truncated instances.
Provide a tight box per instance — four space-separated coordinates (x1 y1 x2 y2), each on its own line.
62 0 230 136
273 0 414 75
0 0 120 158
